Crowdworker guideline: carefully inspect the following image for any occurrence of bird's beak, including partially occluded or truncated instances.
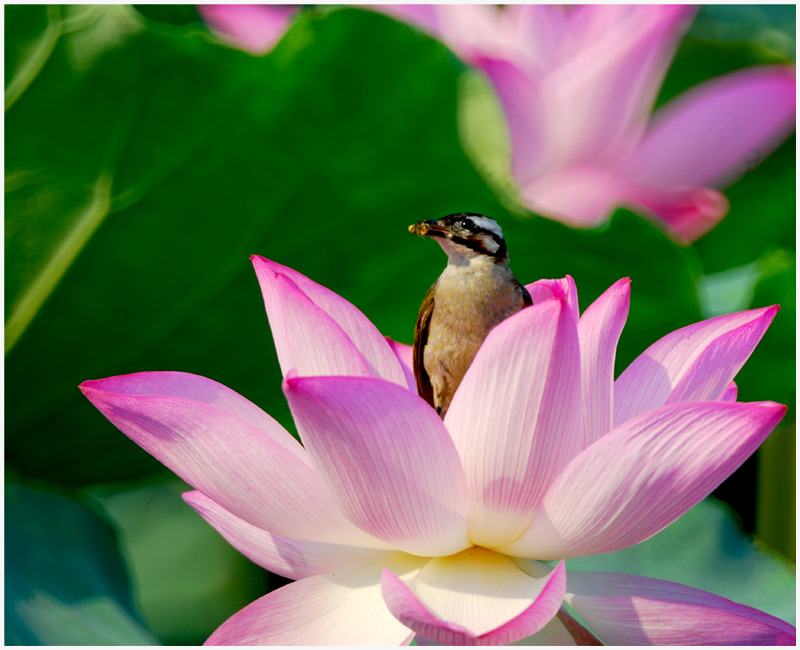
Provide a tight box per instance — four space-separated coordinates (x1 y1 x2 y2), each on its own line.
408 220 452 238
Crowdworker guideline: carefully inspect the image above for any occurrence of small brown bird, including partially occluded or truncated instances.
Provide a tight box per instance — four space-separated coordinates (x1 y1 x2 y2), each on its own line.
409 213 531 418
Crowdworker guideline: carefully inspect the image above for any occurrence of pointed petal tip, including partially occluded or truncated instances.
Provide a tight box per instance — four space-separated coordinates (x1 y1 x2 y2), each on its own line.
281 369 301 390
251 254 277 274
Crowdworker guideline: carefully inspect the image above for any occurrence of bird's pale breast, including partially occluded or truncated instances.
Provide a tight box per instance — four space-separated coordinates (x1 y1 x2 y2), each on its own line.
425 261 525 414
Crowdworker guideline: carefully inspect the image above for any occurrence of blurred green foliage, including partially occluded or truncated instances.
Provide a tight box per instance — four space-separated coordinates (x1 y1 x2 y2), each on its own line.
5 4 795 644
5 479 158 645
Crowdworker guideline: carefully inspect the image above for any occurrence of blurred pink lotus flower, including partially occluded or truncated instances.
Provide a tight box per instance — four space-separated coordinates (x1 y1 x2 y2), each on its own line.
81 257 794 645
379 5 796 241
198 5 298 54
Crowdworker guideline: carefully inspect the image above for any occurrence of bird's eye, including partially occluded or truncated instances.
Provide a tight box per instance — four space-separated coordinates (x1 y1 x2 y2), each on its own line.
462 219 474 230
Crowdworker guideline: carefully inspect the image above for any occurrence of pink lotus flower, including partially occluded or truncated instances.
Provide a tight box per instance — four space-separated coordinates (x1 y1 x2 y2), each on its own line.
379 5 796 241
198 5 298 54
81 257 794 645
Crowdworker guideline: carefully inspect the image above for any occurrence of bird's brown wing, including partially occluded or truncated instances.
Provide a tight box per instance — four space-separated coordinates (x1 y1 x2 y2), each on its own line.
521 282 533 307
413 283 436 409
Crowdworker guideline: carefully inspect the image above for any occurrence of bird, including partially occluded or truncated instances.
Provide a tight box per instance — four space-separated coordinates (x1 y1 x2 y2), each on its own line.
408 213 531 418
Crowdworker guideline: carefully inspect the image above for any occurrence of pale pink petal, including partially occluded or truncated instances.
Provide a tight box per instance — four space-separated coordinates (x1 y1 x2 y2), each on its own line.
534 6 694 175
566 571 796 645
184 491 392 580
512 613 578 645
519 166 729 240
525 275 580 321
81 374 383 547
719 380 738 402
252 256 407 386
519 167 631 227
614 306 779 426
499 5 567 72
477 56 546 185
206 559 419 645
382 557 566 645
385 337 417 393
78 371 301 454
623 66 797 190
432 5 503 61
631 184 729 243
198 5 296 54
502 401 786 560
577 278 631 446
283 374 469 557
445 299 582 548
372 5 442 38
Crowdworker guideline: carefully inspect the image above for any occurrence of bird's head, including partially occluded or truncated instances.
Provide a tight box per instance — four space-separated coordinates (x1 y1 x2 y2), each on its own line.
408 213 508 261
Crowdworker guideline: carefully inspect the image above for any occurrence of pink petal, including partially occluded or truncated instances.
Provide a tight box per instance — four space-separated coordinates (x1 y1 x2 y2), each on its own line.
623 66 797 190
719 380 738 402
78 370 300 454
381 558 566 645
445 298 582 548
614 306 779 426
519 166 729 240
198 5 296 54
372 5 443 38
81 373 381 547
519 167 633 227
566 571 796 645
502 400 786 560
498 5 568 72
535 6 694 176
252 257 407 387
630 184 730 243
476 56 546 185
384 337 417 393
283 374 469 557
577 278 631 446
431 5 503 61
513 613 579 645
206 560 419 645
184 491 392 580
525 275 580 321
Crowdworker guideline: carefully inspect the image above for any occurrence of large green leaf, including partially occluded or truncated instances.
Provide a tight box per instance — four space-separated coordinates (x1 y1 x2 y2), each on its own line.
6 7 701 486
87 475 271 645
5 479 158 645
566 497 796 626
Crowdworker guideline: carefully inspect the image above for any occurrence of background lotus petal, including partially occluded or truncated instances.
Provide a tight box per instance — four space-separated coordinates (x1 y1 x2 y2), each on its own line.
566 571 796 645
445 299 582 548
504 401 786 559
533 6 693 175
198 4 297 54
184 490 392 580
284 374 469 557
614 306 778 425
476 55 546 183
499 5 567 72
623 66 797 189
